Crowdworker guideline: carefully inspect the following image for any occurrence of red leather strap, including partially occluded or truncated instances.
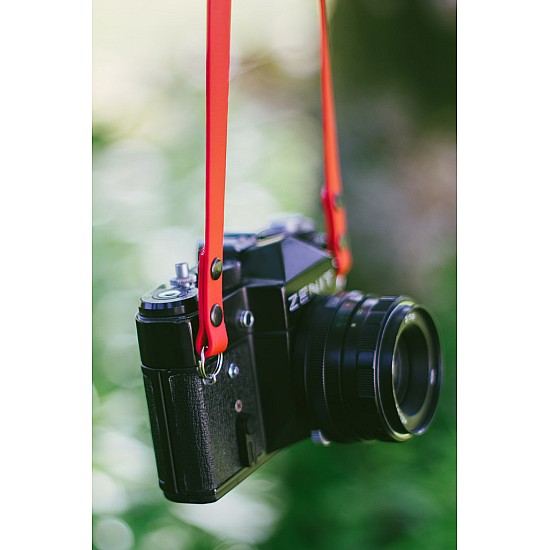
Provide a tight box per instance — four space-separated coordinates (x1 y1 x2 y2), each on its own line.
196 0 352 357
195 0 231 357
319 0 352 276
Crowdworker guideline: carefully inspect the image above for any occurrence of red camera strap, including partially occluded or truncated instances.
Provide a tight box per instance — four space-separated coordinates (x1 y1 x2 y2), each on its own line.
318 0 352 277
195 0 231 357
196 0 351 358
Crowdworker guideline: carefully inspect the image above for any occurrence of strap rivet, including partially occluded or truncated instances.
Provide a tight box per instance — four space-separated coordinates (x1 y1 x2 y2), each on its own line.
211 258 223 280
210 304 223 327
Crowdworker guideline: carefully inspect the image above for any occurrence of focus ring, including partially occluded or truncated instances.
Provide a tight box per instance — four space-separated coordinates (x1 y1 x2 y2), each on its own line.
302 293 368 442
354 300 396 399
302 294 349 439
343 298 400 441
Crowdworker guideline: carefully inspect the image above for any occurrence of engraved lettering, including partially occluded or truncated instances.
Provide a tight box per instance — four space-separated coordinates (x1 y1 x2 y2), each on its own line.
298 286 309 306
287 269 336 312
308 282 320 295
288 292 300 312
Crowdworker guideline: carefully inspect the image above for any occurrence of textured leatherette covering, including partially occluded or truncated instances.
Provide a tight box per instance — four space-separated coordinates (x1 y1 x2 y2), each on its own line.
142 341 266 502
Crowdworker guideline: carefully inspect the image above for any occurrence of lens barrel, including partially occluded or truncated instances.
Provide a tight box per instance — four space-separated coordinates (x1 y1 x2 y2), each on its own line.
294 292 442 443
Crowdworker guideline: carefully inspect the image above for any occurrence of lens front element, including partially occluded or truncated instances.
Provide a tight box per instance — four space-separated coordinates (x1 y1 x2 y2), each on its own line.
393 323 430 417
379 303 441 439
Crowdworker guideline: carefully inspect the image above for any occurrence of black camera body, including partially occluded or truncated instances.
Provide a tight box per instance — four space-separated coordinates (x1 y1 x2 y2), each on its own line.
136 218 442 504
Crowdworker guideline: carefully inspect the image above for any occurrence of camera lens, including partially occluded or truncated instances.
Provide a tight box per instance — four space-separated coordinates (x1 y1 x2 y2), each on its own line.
294 292 442 443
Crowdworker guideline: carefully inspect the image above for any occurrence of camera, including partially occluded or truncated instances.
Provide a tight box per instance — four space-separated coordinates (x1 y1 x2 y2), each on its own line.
136 216 442 504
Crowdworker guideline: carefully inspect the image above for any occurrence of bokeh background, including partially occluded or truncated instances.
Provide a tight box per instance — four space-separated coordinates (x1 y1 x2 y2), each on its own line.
93 1 456 548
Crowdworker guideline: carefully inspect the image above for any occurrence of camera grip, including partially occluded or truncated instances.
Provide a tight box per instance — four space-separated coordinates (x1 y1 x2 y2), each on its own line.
142 365 218 501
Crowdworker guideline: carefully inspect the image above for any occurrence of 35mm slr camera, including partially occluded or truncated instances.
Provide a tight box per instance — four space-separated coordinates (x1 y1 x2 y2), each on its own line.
136 217 442 504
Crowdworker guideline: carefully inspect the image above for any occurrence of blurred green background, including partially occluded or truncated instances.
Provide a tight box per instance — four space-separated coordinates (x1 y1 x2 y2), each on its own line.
93 1 456 549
